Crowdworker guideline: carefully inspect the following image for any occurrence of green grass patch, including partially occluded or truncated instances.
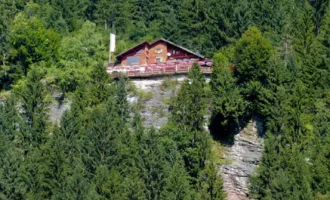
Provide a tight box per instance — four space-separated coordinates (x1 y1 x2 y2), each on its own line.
151 106 167 118
127 82 153 101
210 140 232 165
0 90 11 101
160 77 178 91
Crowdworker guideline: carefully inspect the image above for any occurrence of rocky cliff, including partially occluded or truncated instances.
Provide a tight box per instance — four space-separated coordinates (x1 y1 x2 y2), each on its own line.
219 119 264 200
130 76 186 128
130 77 264 200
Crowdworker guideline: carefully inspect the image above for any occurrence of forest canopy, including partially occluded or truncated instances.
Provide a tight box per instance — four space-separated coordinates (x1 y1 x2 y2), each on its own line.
0 0 330 199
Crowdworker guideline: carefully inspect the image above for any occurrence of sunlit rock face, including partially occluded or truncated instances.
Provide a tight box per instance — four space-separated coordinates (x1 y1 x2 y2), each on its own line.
219 118 264 200
129 76 186 128
130 76 210 128
48 92 71 125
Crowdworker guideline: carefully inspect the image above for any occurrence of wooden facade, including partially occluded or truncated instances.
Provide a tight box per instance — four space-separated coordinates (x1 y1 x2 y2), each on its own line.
109 38 212 78
116 39 204 66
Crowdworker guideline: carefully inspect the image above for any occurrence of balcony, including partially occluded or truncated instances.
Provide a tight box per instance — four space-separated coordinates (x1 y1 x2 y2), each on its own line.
107 60 212 78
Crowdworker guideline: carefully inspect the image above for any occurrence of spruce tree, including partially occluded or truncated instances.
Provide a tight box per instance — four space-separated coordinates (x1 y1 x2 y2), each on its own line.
84 96 123 170
88 63 112 106
293 2 323 78
234 26 273 84
0 148 24 199
0 96 19 142
197 163 226 200
160 160 192 200
17 68 49 147
92 166 126 200
210 53 246 138
57 161 93 200
170 62 206 132
116 74 129 125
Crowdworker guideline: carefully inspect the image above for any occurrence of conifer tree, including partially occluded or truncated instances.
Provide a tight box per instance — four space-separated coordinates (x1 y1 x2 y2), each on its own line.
116 74 129 125
141 136 167 199
178 0 233 56
197 163 226 200
132 110 144 134
0 96 24 199
49 0 89 31
251 0 291 37
93 0 135 33
251 132 314 200
234 27 273 84
293 2 323 73
17 68 49 147
0 148 24 199
308 99 330 195
58 110 80 149
70 85 89 118
89 63 112 106
170 62 206 132
0 96 19 142
0 3 13 90
210 53 246 137
84 96 123 170
160 160 192 200
92 166 126 199
57 161 93 200
18 148 55 199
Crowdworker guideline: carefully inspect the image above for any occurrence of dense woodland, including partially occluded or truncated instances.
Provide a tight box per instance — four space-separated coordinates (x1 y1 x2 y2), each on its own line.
0 0 330 199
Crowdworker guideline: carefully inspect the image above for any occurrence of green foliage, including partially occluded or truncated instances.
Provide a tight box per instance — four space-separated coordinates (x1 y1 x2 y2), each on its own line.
250 133 314 200
170 63 207 132
160 77 178 92
131 85 153 103
93 0 135 34
293 2 317 62
234 26 273 84
116 75 129 125
16 68 49 147
212 52 229 68
1 1 330 199
84 97 123 168
49 0 89 31
210 56 247 138
88 64 112 105
247 21 330 199
251 0 292 38
11 11 59 74
197 163 226 200
160 161 192 200
0 96 19 142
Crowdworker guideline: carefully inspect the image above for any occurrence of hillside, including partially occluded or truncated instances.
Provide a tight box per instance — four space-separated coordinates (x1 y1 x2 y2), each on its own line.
1 1 330 200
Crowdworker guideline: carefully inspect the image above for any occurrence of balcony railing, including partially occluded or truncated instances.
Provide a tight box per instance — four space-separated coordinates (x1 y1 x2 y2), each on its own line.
107 61 212 78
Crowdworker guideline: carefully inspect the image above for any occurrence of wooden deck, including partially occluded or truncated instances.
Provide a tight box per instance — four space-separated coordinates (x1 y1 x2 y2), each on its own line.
107 61 212 78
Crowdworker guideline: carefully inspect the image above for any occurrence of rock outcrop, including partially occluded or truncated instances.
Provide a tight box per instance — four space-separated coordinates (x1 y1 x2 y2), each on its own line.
130 75 211 128
48 92 71 124
130 76 185 128
220 119 264 200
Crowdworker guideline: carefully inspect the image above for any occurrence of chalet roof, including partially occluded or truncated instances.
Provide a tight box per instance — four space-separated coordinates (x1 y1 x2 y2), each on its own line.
116 38 204 59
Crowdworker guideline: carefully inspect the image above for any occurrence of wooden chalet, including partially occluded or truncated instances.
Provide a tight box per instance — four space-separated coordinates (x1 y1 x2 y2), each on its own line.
107 38 212 78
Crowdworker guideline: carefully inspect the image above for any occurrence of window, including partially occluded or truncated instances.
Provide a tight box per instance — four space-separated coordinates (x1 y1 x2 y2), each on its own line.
137 49 144 54
173 50 176 55
156 57 163 63
127 56 140 65
156 48 162 53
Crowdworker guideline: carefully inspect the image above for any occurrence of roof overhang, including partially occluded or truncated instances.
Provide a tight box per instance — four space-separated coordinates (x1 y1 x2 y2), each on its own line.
116 41 149 59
